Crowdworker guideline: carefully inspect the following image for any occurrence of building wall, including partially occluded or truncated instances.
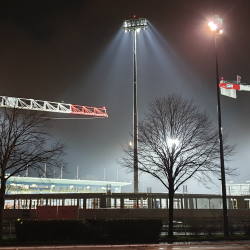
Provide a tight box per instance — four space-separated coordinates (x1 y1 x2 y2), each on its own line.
4 208 250 221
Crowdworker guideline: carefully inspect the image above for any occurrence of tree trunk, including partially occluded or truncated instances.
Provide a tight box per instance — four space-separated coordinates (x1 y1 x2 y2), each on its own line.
168 179 174 238
0 177 6 240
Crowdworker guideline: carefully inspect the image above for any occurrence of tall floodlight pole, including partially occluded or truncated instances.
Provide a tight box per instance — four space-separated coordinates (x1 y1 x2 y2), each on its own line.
208 20 229 236
123 18 147 193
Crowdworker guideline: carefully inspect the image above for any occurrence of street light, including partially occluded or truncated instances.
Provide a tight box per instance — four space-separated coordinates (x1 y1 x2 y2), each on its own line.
167 138 179 148
167 138 179 157
208 20 229 236
123 17 148 193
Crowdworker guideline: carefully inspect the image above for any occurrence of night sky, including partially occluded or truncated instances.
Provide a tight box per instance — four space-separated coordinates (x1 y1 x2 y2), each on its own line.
1 0 250 193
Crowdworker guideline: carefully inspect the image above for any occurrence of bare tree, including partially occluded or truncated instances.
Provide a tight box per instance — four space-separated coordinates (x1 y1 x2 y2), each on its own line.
119 94 236 237
0 107 67 239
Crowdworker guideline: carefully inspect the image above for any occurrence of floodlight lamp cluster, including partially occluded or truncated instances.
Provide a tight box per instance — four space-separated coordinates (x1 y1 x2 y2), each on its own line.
208 21 223 35
123 18 147 32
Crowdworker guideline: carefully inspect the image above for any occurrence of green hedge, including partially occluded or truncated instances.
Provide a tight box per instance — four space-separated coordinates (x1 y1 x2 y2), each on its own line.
15 218 162 243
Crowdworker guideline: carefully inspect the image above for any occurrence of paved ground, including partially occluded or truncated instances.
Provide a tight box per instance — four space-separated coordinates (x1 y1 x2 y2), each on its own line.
1 242 250 250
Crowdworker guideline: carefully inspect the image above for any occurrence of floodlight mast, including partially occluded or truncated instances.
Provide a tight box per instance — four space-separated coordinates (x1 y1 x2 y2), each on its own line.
123 18 147 193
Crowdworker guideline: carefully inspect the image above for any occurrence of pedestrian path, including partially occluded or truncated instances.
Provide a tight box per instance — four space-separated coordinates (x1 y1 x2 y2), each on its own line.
0 241 250 250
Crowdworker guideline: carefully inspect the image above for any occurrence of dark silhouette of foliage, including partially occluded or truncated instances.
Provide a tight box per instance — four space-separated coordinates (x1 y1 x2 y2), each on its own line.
0 107 67 239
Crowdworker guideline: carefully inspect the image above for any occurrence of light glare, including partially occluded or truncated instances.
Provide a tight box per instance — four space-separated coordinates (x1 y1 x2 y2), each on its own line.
167 139 179 148
208 21 217 31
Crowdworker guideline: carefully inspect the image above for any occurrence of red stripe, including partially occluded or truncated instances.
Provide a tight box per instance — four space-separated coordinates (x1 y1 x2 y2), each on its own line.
219 83 240 90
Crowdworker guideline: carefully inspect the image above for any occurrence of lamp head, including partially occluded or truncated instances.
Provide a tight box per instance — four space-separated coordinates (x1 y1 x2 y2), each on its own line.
167 138 179 148
208 16 223 35
208 21 217 31
123 18 148 32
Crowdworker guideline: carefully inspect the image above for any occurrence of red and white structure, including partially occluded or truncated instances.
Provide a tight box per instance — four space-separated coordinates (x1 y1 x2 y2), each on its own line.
0 96 108 117
219 75 250 99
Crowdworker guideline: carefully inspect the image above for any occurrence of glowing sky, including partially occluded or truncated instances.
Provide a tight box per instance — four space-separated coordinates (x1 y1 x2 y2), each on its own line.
0 0 250 193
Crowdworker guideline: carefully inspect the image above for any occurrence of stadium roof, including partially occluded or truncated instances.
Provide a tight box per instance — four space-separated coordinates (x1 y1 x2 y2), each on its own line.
6 176 131 187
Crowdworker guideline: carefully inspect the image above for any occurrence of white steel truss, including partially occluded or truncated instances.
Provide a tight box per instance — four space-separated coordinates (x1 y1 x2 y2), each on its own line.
0 96 108 117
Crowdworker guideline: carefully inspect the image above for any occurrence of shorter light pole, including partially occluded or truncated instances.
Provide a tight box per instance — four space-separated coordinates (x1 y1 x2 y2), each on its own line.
208 20 229 237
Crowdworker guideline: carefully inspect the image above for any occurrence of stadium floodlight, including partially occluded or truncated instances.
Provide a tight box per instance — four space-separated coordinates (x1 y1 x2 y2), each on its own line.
123 17 147 194
123 18 147 32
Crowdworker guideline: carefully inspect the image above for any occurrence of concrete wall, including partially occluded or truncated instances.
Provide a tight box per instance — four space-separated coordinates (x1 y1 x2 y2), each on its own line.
4 209 37 220
4 208 250 220
78 208 250 219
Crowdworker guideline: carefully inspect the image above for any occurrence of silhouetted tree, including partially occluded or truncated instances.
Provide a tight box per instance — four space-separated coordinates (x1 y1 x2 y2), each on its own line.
119 94 236 237
0 107 67 239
